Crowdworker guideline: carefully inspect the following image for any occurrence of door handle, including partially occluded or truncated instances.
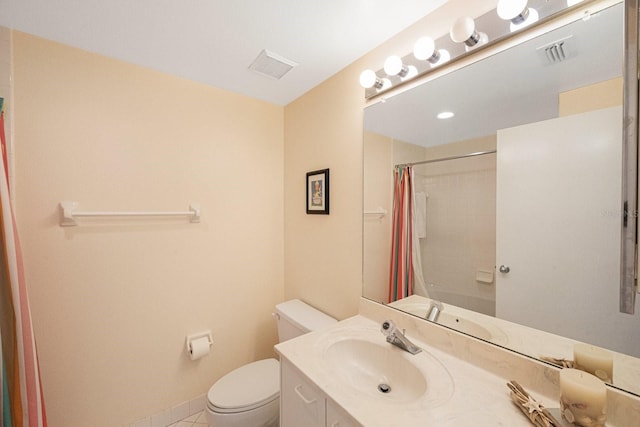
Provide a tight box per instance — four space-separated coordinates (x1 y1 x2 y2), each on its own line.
499 265 510 273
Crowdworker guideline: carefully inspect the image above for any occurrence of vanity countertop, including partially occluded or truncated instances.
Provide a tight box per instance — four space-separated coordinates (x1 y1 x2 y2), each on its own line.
275 314 553 426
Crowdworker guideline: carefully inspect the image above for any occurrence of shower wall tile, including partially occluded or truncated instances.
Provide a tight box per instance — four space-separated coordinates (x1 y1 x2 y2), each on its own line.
395 136 497 315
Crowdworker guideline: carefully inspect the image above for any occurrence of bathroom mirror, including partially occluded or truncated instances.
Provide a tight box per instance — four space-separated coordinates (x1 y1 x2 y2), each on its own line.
363 0 640 396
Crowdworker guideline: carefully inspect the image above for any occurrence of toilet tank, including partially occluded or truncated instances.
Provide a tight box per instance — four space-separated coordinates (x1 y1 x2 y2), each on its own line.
274 299 337 342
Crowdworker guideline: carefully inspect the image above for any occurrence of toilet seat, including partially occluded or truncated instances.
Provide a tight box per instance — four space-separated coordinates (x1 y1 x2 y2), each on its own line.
207 358 280 414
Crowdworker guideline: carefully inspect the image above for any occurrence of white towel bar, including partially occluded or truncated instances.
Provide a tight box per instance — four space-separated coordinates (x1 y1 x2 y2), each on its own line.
59 201 201 227
363 207 387 218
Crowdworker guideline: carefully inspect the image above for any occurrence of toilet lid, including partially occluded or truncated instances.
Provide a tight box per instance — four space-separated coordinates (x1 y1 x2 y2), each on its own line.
208 358 280 412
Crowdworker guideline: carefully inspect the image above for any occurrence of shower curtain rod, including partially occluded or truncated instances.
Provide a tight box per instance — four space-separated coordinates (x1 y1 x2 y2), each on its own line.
395 149 497 168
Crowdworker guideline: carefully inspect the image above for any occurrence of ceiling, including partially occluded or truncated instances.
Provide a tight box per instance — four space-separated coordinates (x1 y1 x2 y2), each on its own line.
0 0 449 106
364 2 623 147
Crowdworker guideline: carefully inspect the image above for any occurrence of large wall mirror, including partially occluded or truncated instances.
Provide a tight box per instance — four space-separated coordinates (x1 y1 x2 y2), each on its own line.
363 0 640 397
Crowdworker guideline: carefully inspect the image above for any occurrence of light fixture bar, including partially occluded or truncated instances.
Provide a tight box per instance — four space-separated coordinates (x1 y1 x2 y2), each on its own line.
360 0 588 99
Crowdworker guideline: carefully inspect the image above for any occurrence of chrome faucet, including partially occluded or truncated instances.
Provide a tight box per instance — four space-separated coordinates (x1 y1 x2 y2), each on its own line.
426 301 443 322
380 320 422 355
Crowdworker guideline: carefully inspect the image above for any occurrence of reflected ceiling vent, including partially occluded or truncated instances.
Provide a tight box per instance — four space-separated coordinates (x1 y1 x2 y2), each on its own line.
249 49 298 80
536 35 574 65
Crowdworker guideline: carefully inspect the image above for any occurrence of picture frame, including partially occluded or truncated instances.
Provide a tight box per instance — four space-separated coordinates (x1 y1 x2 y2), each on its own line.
306 168 330 215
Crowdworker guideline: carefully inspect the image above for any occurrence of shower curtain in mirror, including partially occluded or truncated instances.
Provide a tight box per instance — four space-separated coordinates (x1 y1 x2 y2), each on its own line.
0 106 47 426
389 166 414 302
388 165 428 303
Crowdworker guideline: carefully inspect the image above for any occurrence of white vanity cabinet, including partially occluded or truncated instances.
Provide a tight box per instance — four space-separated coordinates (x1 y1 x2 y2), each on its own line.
326 397 359 427
280 358 360 427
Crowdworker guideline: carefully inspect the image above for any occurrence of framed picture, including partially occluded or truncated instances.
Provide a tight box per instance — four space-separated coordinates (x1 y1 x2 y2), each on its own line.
306 168 329 214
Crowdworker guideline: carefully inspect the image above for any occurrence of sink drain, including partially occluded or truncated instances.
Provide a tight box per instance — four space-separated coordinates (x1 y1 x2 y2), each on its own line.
378 383 391 393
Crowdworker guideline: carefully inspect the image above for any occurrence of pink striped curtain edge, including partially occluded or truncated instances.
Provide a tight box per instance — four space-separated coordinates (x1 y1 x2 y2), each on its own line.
0 109 46 426
388 166 414 302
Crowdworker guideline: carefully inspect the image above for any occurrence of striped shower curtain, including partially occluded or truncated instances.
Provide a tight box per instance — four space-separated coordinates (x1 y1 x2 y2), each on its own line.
388 166 414 302
0 107 47 426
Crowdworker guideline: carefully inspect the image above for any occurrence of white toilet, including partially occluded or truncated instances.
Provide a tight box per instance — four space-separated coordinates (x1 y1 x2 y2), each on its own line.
205 299 337 427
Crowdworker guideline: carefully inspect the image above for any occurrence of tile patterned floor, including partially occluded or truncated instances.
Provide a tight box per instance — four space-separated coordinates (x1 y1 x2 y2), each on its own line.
168 411 208 427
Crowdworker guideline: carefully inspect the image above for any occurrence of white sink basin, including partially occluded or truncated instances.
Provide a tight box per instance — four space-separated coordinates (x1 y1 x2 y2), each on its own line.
325 338 427 402
276 315 460 425
319 331 455 407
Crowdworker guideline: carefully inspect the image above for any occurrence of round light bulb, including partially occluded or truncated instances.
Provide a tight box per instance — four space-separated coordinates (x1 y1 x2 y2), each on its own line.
450 17 476 43
437 111 455 119
413 37 436 61
497 0 528 21
384 55 403 76
435 49 451 65
359 69 378 89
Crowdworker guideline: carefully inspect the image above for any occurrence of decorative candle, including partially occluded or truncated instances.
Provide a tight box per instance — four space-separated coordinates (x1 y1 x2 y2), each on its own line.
559 368 607 427
574 343 614 382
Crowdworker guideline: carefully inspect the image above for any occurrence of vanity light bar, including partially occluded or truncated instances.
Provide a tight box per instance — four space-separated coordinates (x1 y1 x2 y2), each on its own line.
360 0 582 99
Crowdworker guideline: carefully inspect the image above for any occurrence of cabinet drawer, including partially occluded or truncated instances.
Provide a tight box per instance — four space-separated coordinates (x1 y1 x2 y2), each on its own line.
281 359 326 427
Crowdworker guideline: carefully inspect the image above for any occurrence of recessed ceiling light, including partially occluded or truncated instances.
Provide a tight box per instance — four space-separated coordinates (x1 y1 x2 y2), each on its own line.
437 111 455 119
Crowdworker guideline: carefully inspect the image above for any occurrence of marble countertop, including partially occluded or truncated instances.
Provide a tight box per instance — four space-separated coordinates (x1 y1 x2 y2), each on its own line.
275 314 554 426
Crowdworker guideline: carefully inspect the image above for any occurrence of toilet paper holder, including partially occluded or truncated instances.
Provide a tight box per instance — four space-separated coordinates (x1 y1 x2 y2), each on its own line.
185 331 213 356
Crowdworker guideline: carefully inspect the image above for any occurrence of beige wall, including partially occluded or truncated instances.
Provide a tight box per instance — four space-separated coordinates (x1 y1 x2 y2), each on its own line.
363 132 393 304
559 77 623 116
13 32 284 426
283 0 495 321
9 0 499 424
282 65 364 321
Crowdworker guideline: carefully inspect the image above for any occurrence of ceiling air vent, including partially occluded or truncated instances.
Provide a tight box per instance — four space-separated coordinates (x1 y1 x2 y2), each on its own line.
536 35 574 65
249 49 298 80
